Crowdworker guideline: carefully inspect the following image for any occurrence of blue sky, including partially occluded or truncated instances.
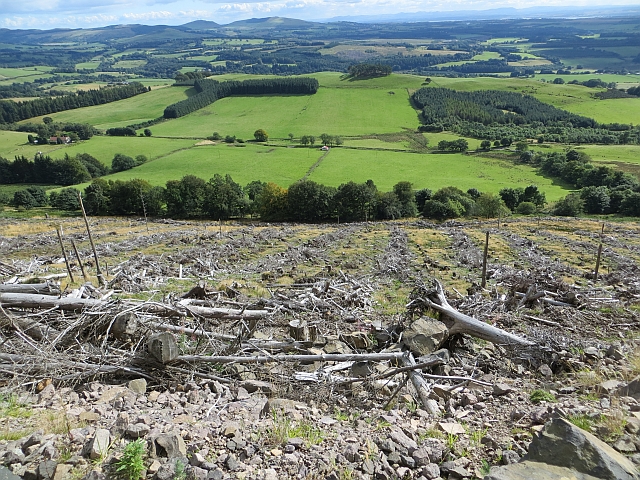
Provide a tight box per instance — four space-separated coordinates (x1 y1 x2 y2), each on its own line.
0 0 638 29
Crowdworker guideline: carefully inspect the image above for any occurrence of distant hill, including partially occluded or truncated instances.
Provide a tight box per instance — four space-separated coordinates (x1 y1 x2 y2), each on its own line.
181 20 220 30
327 4 640 23
223 17 317 29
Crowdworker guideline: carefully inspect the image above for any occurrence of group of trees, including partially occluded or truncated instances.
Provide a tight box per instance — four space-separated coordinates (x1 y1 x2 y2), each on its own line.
164 77 320 119
347 63 392 79
0 152 146 186
78 176 422 222
413 87 596 129
0 153 107 186
9 172 549 223
437 139 469 152
0 83 149 123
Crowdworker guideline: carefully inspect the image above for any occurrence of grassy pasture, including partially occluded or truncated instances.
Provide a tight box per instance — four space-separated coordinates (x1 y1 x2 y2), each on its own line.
85 143 317 188
58 136 198 166
307 149 571 199
0 131 65 159
18 86 192 130
151 73 424 139
564 97 640 125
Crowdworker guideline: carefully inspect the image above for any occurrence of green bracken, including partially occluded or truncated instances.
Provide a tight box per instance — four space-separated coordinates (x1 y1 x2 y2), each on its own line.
115 439 146 480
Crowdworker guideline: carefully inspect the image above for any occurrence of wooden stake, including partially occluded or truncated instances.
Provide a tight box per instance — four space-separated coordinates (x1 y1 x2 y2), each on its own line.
594 223 605 282
55 226 74 283
481 231 489 288
70 238 88 281
77 193 105 286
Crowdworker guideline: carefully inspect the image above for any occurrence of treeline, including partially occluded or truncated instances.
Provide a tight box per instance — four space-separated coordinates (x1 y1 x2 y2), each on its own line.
0 83 149 123
0 153 107 186
412 87 596 128
5 121 96 142
438 59 515 74
8 172 548 224
163 77 320 119
451 122 640 145
0 152 147 186
524 149 640 217
347 63 392 79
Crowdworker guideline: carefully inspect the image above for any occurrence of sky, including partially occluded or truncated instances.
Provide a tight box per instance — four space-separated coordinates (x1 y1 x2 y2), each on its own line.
0 0 639 30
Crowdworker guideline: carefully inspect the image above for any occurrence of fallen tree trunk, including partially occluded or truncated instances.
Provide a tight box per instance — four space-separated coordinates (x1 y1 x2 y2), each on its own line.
174 352 408 365
0 283 60 295
0 293 102 311
0 293 269 319
411 280 535 348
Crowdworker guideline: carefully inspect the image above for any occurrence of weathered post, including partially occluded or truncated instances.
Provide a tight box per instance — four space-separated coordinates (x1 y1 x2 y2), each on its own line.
481 231 489 289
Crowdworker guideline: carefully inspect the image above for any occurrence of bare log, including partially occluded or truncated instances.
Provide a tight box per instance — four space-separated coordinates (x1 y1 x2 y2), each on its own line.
413 280 535 347
174 352 407 365
0 293 102 311
401 352 441 415
0 283 60 295
0 293 269 320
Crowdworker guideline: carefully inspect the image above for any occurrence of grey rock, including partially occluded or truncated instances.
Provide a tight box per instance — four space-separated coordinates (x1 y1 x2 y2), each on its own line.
155 462 176 480
502 450 521 465
85 429 110 460
154 432 187 458
389 428 418 454
493 383 513 396
412 446 431 466
128 379 147 394
37 461 57 480
387 451 401 465
191 466 208 480
614 435 638 454
402 317 448 356
208 468 224 480
449 465 471 478
225 454 240 471
421 463 440 480
0 466 21 480
401 455 416 468
362 459 375 474
485 461 602 480
125 423 150 439
3 449 24 465
421 438 445 463
584 346 600 358
525 418 640 480
620 377 640 401
344 444 361 463
81 470 107 480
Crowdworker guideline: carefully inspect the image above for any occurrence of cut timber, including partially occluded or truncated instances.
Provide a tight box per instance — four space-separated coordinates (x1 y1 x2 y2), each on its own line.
173 352 408 365
413 280 535 348
0 283 60 295
0 293 101 311
148 332 179 363
0 293 269 320
401 352 441 416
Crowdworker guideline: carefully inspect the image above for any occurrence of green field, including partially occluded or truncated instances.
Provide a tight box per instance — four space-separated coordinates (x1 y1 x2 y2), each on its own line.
18 86 192 130
152 73 424 139
3 71 638 201
307 149 571 199
86 143 317 188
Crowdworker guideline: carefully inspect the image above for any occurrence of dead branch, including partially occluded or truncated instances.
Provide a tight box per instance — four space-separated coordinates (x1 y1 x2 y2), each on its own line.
410 280 535 348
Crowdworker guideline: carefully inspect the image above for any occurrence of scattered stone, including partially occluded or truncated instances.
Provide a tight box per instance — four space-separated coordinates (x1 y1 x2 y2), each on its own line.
154 432 187 458
85 429 110 460
526 418 640 480
127 378 147 394
493 383 513 396
402 317 448 356
125 423 150 439
486 461 603 480
437 422 465 435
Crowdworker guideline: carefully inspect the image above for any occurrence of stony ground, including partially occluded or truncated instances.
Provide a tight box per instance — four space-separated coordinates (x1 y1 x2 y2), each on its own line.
1 216 640 479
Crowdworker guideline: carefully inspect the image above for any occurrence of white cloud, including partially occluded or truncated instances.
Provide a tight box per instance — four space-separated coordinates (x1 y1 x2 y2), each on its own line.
1 0 639 29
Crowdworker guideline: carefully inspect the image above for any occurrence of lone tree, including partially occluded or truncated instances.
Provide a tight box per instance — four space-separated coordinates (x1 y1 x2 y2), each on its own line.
254 129 269 142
